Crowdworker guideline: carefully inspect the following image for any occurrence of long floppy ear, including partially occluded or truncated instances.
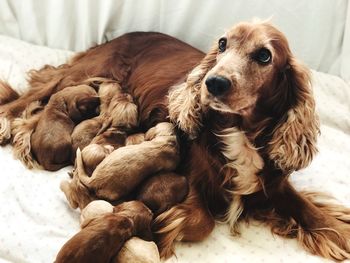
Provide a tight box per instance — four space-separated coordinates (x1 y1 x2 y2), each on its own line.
268 57 320 172
168 46 218 139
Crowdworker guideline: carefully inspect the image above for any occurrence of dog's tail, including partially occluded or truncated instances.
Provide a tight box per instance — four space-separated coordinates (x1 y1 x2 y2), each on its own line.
246 188 350 261
0 80 19 105
12 101 43 169
0 81 20 145
75 148 92 186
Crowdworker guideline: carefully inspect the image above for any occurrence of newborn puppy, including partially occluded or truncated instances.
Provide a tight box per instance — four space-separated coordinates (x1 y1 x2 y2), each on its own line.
31 85 99 171
136 172 189 216
55 201 153 263
75 122 180 202
55 213 133 263
81 128 127 175
62 131 142 209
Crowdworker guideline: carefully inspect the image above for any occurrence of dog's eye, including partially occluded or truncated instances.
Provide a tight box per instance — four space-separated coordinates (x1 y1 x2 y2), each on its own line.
218 38 227 53
253 48 272 64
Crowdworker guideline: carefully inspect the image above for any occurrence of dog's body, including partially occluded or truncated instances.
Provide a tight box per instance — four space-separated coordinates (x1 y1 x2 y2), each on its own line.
1 22 350 261
31 85 99 171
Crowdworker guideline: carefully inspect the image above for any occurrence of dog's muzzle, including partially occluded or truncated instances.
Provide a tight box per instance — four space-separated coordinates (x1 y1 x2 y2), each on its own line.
205 75 231 96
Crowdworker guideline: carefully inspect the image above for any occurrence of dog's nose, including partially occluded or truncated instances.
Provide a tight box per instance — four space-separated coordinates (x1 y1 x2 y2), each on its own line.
205 75 231 96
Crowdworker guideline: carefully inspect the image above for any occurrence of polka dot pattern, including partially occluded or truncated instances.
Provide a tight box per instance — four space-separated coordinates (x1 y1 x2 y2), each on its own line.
0 36 349 263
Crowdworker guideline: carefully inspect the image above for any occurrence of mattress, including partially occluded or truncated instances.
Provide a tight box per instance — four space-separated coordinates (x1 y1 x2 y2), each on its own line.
0 34 349 263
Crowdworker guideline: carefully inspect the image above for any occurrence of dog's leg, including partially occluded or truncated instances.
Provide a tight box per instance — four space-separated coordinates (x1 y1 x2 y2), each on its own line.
259 176 350 261
153 186 215 259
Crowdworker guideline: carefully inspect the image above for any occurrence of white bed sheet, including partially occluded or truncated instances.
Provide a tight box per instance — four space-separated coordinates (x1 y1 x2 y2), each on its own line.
0 35 349 263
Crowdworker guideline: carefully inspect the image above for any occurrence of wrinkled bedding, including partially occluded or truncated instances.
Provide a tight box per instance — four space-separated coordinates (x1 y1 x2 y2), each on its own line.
0 35 349 263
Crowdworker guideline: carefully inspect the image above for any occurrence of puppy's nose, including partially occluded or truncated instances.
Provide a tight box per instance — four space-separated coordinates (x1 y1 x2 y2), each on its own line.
205 75 231 96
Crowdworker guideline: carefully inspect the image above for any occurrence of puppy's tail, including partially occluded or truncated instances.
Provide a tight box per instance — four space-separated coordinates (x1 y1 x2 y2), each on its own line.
12 101 43 169
247 189 350 261
75 148 92 186
0 80 19 105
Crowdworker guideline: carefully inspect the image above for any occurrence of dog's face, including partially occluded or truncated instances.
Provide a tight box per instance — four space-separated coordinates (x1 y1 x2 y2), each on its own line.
201 21 289 116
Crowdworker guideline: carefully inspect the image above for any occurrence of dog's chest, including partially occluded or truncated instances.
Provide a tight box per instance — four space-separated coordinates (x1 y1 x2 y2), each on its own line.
217 127 263 195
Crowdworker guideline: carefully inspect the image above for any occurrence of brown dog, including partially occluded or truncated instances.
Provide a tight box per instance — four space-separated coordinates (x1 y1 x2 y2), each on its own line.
136 172 189 216
55 201 153 263
31 84 99 171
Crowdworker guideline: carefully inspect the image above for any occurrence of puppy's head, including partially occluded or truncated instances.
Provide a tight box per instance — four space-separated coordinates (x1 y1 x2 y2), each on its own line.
60 85 100 122
114 201 153 241
81 144 113 175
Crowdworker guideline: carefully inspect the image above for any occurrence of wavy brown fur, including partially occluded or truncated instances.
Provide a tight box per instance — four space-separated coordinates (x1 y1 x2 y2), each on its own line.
12 101 43 168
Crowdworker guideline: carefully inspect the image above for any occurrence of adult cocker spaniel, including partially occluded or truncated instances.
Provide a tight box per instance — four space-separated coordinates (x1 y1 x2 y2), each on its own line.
0 21 349 261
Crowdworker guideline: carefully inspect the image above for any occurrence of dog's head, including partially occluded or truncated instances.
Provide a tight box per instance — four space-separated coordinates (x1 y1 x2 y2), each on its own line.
57 84 100 122
169 21 319 172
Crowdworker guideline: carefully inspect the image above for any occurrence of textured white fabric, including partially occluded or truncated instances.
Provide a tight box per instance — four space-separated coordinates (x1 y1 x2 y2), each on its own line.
0 35 349 263
0 0 349 80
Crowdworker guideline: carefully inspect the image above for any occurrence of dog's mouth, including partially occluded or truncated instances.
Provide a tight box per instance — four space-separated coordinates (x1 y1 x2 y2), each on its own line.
206 97 255 116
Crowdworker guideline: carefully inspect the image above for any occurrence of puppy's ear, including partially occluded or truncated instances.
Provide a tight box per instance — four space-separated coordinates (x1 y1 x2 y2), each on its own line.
268 57 320 172
77 96 100 115
69 96 100 122
168 45 218 139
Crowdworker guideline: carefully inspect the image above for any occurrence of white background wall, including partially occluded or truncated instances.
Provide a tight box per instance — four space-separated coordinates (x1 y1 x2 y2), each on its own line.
0 0 349 80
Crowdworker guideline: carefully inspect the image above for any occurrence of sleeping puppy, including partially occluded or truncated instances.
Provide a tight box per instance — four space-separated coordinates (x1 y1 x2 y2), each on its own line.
136 172 189 216
81 128 127 176
55 213 133 263
61 131 142 210
55 201 153 263
31 85 99 171
75 122 180 202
